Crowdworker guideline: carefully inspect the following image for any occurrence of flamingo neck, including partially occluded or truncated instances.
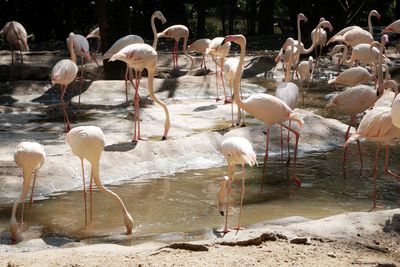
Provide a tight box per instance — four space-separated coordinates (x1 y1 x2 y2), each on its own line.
368 13 373 35
68 38 77 63
377 39 384 85
233 37 246 109
151 15 158 49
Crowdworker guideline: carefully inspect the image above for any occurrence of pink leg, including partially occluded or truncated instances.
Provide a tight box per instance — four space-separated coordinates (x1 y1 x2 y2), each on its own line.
124 66 129 102
89 172 93 223
342 115 353 167
61 85 71 132
235 165 246 234
220 58 230 103
78 58 85 113
384 145 400 179
29 172 37 208
282 123 301 187
262 128 270 191
132 70 142 142
280 125 284 163
215 60 221 101
81 159 88 226
223 164 234 234
372 143 380 209
286 120 292 167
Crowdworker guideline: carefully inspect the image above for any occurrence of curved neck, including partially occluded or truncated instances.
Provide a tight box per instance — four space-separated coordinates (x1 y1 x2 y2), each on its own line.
297 17 302 52
151 14 158 49
285 41 294 82
68 37 77 63
233 38 246 108
368 13 373 35
378 40 384 85
91 160 133 234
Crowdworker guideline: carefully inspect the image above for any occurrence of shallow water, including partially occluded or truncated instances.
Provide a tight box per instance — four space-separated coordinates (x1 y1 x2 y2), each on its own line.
1 66 400 246
1 142 400 246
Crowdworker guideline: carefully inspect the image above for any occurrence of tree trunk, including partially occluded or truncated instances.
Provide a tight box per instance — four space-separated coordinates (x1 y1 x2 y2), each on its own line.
248 0 257 35
228 0 236 33
219 0 226 35
258 0 275 35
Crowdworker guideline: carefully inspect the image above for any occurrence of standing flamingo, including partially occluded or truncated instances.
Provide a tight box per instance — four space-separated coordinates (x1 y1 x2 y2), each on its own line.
157 24 194 70
0 21 29 80
187 38 211 69
223 34 304 187
51 59 78 133
206 37 231 103
327 10 380 45
102 11 166 102
66 32 91 111
219 136 257 234
109 43 170 142
311 18 328 59
344 80 400 208
10 142 46 241
86 26 101 67
66 126 133 233
223 57 244 126
297 56 315 97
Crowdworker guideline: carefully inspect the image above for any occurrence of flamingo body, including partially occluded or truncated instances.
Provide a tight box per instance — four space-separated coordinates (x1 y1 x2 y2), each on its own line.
103 35 144 59
328 66 375 86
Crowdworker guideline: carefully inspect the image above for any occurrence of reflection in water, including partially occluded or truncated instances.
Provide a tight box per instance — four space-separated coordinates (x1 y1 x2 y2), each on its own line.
1 143 399 245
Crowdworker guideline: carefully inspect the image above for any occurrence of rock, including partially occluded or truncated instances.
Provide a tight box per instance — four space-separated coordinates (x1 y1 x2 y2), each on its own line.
289 237 311 245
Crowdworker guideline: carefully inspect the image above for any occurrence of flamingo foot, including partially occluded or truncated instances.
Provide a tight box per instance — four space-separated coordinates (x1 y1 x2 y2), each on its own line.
161 136 167 141
234 226 245 235
215 97 222 102
293 175 302 187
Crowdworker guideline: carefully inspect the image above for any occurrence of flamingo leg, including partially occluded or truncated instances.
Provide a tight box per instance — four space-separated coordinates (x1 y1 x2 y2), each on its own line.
235 164 246 234
78 57 85 113
262 128 270 191
89 171 93 223
286 120 292 167
136 71 142 140
81 158 88 227
281 123 301 187
20 200 25 225
29 171 37 208
384 145 400 179
61 85 71 133
223 164 234 234
280 125 284 163
342 115 354 167
214 57 221 102
220 58 230 103
124 65 129 102
372 143 380 209
10 47 14 81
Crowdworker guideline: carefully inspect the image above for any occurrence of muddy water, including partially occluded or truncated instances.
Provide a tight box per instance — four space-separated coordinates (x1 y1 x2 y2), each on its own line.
1 70 399 246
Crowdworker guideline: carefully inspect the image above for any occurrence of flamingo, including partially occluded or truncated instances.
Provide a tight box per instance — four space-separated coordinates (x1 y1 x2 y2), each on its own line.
51 59 78 133
223 34 304 187
382 19 400 34
340 43 390 67
66 32 91 112
10 142 46 241
0 21 29 80
219 136 257 234
66 126 133 233
311 18 328 59
102 11 166 102
223 57 244 126
206 37 231 103
344 80 400 208
187 38 211 69
297 56 315 97
327 10 380 46
275 37 300 165
109 43 170 142
86 26 101 67
157 24 194 70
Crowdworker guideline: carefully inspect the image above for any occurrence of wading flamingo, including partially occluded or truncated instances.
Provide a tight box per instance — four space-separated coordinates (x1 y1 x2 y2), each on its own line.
344 80 400 208
311 17 328 59
219 136 257 234
66 126 133 233
187 38 211 69
0 21 29 80
157 24 194 70
206 37 231 103
66 32 91 112
223 57 244 126
10 142 46 241
109 43 170 142
223 34 304 187
51 59 78 133
297 56 315 97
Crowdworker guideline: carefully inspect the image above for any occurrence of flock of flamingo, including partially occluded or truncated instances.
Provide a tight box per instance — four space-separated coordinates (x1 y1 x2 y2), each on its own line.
3 9 400 241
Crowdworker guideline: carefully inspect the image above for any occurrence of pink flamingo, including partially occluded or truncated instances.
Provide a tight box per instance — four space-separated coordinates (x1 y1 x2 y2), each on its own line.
102 11 166 102
66 32 91 112
382 19 400 34
344 80 400 208
223 57 244 126
109 43 170 142
51 59 78 133
327 10 380 46
297 56 315 97
86 26 101 67
157 24 194 70
66 126 133 233
311 18 328 59
223 34 304 187
219 136 257 234
10 142 46 241
187 38 211 69
0 21 29 80
206 37 231 103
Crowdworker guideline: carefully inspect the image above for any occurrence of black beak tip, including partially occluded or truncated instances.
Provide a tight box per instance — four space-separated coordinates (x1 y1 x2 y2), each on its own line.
219 211 224 216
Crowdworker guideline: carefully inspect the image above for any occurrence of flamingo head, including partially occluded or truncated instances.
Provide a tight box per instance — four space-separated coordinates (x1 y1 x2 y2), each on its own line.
320 21 333 32
222 34 245 47
319 17 325 23
297 13 308 23
218 176 229 216
282 37 295 50
382 34 389 46
154 10 167 24
371 10 381 20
